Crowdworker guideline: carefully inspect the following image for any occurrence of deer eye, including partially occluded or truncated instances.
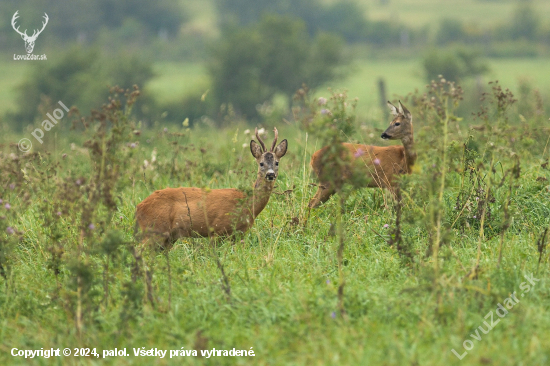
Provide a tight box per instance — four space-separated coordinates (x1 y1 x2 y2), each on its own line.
275 162 279 166
260 162 264 167
395 122 401 126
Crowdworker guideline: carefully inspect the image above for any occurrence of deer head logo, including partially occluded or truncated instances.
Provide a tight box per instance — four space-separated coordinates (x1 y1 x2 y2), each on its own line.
11 11 49 54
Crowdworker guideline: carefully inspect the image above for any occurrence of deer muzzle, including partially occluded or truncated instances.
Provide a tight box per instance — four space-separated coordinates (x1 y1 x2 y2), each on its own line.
266 169 276 181
381 132 391 139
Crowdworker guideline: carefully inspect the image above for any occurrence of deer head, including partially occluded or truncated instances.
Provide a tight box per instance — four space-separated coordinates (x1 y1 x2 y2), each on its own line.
12 11 49 54
381 101 413 141
250 127 287 182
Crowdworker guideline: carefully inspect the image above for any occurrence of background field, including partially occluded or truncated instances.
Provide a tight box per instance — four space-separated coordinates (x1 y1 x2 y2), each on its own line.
368 0 550 28
181 0 550 32
2 57 550 123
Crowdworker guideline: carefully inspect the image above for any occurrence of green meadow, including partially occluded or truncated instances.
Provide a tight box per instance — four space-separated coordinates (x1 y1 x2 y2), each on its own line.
2 57 550 120
368 0 550 29
2 0 550 364
145 57 550 124
1 76 549 365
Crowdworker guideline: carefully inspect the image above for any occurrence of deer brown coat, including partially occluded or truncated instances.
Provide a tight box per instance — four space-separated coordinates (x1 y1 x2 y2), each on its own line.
308 101 416 208
136 128 287 247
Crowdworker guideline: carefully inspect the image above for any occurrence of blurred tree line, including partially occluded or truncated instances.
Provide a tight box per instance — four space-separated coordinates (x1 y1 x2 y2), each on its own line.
7 48 156 132
421 2 548 84
215 0 407 45
209 15 346 118
434 3 548 56
3 0 550 129
0 0 184 47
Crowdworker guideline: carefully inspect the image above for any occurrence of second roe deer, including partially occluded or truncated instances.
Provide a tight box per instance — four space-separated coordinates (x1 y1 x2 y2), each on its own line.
308 101 416 208
136 128 287 247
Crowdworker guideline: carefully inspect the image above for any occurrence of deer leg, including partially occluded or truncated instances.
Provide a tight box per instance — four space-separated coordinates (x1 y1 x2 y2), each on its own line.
228 233 240 247
138 228 172 251
308 182 335 208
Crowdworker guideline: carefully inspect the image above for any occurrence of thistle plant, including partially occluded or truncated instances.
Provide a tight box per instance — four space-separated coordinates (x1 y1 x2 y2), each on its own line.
404 77 464 283
295 87 357 317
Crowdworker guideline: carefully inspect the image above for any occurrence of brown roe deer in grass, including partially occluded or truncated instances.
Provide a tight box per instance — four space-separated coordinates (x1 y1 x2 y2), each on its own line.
308 101 416 208
136 128 287 247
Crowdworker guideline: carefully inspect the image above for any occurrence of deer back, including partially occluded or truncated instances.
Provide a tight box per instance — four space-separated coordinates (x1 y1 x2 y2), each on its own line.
136 127 287 246
311 143 407 188
136 187 252 239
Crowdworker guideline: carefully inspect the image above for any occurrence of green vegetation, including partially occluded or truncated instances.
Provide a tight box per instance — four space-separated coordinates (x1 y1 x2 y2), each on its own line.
0 0 185 45
2 57 550 124
369 0 550 30
209 15 346 118
147 62 210 105
7 48 155 130
422 48 489 82
1 79 550 365
3 0 550 126
0 62 29 115
2 0 550 364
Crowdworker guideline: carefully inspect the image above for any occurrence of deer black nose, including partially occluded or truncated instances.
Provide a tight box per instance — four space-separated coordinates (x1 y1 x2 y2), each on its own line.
266 170 276 181
381 132 390 139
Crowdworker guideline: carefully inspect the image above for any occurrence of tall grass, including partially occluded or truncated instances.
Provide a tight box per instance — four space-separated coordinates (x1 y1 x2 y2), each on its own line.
0 80 549 365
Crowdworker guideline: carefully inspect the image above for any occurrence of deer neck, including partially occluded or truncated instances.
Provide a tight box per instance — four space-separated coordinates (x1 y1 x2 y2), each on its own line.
248 175 275 218
401 134 416 172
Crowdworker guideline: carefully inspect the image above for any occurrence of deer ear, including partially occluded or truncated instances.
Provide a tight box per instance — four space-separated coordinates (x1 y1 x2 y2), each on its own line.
250 140 263 159
398 101 404 115
387 101 399 116
274 139 287 159
399 101 411 118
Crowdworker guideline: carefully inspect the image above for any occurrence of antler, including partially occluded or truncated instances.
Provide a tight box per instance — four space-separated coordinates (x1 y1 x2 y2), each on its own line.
11 11 27 37
270 127 278 152
255 127 266 152
30 13 48 39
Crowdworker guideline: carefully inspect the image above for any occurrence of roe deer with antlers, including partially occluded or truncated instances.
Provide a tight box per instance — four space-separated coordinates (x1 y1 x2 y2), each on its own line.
308 101 416 208
136 128 287 247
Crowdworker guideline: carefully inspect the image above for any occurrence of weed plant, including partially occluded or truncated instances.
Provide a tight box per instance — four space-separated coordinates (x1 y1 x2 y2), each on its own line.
0 80 549 365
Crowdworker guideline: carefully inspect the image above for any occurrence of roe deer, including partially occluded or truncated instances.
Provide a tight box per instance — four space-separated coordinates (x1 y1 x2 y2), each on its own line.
136 128 288 247
308 101 416 208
